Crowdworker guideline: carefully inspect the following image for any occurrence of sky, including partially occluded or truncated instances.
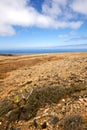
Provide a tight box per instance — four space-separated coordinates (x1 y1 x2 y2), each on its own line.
0 0 87 50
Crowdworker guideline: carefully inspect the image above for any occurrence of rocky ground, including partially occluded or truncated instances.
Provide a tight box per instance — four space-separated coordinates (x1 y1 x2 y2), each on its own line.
0 52 87 130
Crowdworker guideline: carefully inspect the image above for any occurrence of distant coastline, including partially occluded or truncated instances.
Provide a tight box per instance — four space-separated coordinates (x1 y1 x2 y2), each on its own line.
0 54 14 56
0 48 87 55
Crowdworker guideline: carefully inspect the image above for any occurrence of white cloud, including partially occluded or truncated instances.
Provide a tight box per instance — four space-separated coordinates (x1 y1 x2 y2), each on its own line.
58 34 68 38
69 35 87 41
42 0 67 18
0 0 83 36
58 30 78 39
0 24 15 36
71 0 87 15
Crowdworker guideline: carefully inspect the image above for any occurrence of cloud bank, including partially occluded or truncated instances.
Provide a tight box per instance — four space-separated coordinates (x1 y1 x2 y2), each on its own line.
69 35 87 41
71 0 87 15
0 0 86 36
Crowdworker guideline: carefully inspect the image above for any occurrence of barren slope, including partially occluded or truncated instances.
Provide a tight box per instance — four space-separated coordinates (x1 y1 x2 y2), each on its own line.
0 52 87 130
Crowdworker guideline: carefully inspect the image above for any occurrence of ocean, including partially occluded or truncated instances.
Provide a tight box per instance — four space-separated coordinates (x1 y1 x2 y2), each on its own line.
0 48 87 55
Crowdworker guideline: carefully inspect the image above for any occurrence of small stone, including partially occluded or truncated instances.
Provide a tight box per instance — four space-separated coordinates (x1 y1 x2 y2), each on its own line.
51 116 59 125
0 122 2 125
44 108 49 113
33 119 38 128
58 104 61 107
61 106 66 114
50 111 57 116
79 98 83 102
41 122 47 129
83 98 87 102
62 99 65 102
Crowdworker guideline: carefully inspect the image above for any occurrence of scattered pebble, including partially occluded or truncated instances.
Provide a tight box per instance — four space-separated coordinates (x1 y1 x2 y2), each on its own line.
41 122 47 129
62 99 65 102
51 116 59 125
33 119 38 128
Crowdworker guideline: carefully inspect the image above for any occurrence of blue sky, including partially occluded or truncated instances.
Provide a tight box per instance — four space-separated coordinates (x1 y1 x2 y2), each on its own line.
0 0 87 50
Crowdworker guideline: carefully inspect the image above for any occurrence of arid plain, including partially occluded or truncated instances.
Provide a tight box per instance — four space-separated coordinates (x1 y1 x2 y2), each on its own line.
0 52 87 130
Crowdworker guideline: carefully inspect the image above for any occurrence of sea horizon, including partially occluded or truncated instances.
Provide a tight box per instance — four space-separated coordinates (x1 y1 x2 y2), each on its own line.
0 48 87 55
